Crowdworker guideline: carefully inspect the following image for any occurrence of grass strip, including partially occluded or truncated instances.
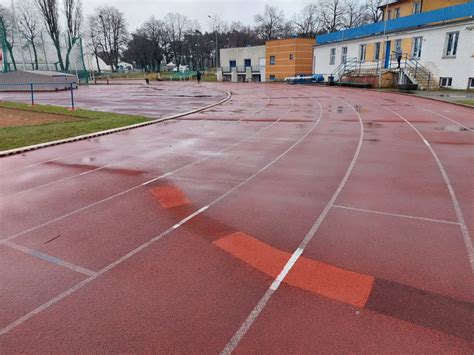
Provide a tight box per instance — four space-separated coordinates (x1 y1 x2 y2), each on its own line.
0 102 150 151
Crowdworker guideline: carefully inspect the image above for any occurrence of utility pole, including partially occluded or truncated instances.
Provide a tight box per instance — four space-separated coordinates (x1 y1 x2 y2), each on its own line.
208 15 219 69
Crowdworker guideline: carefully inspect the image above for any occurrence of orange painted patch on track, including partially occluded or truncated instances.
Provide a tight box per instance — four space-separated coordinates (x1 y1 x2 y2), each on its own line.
214 232 375 307
149 184 191 208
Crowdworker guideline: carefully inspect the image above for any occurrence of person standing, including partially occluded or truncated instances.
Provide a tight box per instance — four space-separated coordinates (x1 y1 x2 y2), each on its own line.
396 48 403 69
196 70 202 84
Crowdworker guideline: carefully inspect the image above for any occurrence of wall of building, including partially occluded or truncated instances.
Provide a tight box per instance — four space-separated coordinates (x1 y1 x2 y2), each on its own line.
219 46 265 72
313 20 474 89
265 38 314 81
382 0 469 20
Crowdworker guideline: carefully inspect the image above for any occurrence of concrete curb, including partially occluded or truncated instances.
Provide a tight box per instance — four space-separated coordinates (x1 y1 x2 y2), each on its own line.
374 89 474 110
0 90 232 158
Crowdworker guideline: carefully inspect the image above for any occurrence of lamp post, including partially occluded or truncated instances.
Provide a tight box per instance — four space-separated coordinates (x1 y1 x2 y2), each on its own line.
208 15 219 69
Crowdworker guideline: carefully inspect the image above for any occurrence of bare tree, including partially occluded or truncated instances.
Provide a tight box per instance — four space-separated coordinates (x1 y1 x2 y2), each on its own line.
142 17 165 71
294 3 320 38
63 0 82 70
318 0 345 33
365 0 384 23
254 5 286 40
162 13 192 66
341 0 371 29
17 0 41 70
86 14 102 73
36 0 64 70
0 5 17 70
91 5 128 71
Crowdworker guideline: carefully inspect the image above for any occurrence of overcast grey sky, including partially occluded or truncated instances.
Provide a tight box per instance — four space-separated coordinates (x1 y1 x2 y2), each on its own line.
1 0 309 32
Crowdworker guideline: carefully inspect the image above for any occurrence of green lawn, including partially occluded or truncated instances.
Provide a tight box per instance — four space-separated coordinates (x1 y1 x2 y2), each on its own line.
0 102 151 151
455 99 474 107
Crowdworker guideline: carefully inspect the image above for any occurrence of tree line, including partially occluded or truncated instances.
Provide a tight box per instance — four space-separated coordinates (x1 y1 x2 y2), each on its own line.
0 0 385 73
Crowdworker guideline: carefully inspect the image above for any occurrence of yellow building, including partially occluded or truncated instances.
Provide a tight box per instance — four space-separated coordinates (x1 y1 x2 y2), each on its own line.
265 38 314 81
381 0 470 20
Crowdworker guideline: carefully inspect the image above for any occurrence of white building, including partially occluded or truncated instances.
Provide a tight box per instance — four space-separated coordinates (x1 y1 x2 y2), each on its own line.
218 45 266 82
313 1 474 90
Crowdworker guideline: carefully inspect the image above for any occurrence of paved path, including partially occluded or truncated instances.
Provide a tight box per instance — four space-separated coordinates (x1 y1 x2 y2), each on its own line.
0 83 473 353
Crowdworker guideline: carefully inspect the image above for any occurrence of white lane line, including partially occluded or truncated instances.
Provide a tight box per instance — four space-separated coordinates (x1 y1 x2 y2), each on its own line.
270 248 303 291
1 90 291 243
0 94 320 337
381 105 474 272
332 204 460 225
0 147 101 176
1 240 96 277
1 145 170 199
420 107 473 132
0 92 271 200
220 97 364 355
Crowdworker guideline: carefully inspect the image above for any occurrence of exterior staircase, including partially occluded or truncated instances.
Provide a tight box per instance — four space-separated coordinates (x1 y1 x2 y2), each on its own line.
392 54 438 90
331 54 439 90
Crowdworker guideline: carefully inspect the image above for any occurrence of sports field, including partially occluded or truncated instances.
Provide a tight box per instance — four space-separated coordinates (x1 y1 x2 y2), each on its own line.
0 82 473 352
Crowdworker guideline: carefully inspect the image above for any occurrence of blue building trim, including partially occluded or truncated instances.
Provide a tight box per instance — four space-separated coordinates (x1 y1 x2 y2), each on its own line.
316 2 474 45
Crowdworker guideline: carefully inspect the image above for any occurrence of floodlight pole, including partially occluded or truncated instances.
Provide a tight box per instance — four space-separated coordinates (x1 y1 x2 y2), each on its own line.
208 15 219 69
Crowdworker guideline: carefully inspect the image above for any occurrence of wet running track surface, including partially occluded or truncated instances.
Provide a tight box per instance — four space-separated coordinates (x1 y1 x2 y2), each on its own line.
0 83 473 353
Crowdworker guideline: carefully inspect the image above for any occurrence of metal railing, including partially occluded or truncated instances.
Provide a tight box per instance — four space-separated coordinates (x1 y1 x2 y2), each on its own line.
331 57 358 81
0 82 78 110
389 53 434 88
221 65 261 73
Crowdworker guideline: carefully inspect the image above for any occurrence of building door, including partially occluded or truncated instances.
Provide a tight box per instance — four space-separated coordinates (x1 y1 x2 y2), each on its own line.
259 57 265 82
384 41 391 69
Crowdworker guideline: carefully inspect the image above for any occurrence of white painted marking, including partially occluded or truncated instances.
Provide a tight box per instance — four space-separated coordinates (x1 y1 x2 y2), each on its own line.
382 105 474 272
1 240 96 277
332 204 460 225
421 107 473 132
0 90 316 337
221 97 364 354
2 89 293 243
141 173 172 186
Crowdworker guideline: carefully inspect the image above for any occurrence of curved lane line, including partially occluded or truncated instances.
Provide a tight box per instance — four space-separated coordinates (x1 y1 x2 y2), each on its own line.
0 91 321 337
0 89 282 242
0 90 271 199
220 97 364 355
0 89 232 157
379 104 474 272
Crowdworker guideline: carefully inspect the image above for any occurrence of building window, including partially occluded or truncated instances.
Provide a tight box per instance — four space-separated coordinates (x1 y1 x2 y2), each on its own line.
269 74 276 80
341 47 348 63
289 53 294 60
413 2 421 14
229 60 236 68
270 56 275 65
412 37 422 58
387 9 392 20
439 77 452 87
244 59 251 67
394 8 400 18
329 48 336 65
469 78 474 89
374 42 381 60
359 44 366 62
444 32 459 57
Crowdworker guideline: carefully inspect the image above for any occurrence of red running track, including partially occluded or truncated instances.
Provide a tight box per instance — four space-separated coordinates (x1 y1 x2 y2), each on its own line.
0 83 473 353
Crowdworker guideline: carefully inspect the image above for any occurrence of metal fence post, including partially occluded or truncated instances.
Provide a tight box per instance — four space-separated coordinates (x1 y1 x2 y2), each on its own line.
69 83 75 111
30 83 35 106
